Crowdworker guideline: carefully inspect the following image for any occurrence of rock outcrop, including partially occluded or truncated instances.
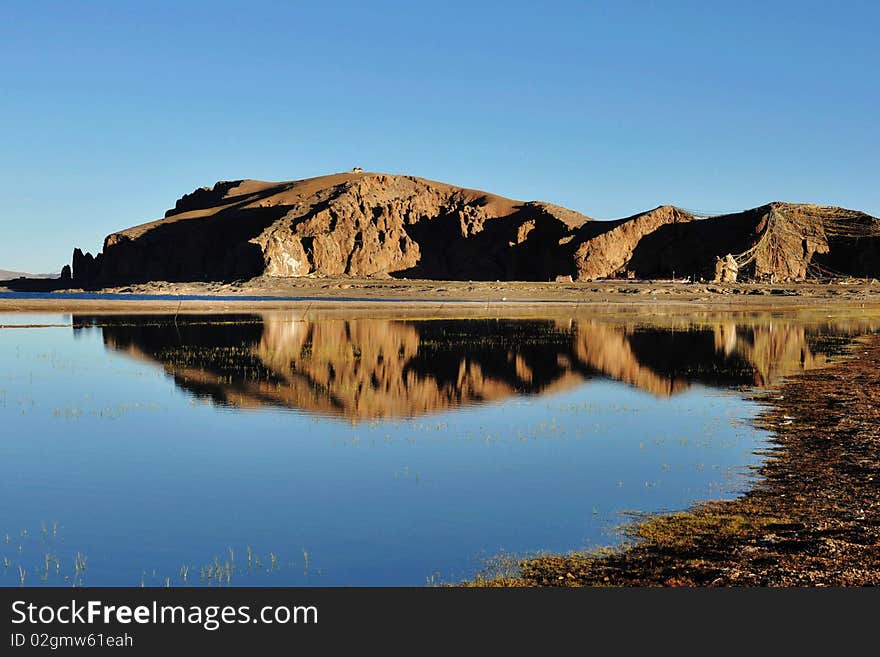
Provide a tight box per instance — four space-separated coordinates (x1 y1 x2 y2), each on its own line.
72 248 102 285
570 202 879 281
72 172 592 285
569 205 694 280
620 203 878 281
67 172 880 285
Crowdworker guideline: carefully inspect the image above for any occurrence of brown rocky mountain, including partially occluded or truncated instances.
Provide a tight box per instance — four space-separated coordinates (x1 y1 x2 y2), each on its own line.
594 202 880 281
568 205 694 280
71 314 875 420
68 171 880 286
72 172 592 285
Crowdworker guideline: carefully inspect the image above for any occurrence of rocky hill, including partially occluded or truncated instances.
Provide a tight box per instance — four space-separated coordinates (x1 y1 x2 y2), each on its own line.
596 202 880 281
68 171 880 286
72 172 592 285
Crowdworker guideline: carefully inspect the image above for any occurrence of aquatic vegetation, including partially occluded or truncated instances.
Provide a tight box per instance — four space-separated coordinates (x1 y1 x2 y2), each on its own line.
1 521 317 587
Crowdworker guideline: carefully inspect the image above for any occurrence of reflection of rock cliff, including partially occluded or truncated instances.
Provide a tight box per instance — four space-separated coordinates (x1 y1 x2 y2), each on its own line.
712 323 829 386
72 315 874 419
572 321 692 396
248 318 589 417
78 316 593 418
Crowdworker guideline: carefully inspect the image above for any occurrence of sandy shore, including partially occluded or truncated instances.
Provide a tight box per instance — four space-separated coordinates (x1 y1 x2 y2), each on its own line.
2 277 880 314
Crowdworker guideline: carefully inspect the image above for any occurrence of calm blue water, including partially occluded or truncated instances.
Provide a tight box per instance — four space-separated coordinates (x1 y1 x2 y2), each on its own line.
0 313 869 586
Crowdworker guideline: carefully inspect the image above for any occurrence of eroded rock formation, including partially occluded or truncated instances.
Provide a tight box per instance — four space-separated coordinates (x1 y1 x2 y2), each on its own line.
67 172 880 286
71 173 592 285
613 203 879 281
570 206 694 280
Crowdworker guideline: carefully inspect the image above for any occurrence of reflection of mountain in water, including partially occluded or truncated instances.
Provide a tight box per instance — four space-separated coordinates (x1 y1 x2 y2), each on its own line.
72 315 875 419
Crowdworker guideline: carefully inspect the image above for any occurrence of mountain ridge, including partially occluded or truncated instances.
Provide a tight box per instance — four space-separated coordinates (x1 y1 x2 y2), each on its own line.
66 171 880 286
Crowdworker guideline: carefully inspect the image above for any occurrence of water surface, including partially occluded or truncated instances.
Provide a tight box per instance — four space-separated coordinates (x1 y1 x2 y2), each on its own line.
0 312 874 585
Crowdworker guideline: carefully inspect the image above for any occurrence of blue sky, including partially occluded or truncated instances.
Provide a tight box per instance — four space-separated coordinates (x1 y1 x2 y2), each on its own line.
1 0 878 272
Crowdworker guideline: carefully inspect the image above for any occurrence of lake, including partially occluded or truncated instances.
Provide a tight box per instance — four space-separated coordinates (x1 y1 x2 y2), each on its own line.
0 311 874 586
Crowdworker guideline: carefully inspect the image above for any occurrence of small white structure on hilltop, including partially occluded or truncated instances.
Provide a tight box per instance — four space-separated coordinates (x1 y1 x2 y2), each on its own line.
352 166 364 173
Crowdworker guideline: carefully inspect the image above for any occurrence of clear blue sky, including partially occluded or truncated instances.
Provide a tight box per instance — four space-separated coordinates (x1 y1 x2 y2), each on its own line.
1 0 878 272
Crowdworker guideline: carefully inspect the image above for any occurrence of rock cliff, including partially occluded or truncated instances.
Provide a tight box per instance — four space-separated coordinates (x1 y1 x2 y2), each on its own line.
68 172 880 285
73 172 592 285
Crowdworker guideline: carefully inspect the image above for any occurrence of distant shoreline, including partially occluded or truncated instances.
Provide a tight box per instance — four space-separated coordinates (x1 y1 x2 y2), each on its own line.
2 277 879 314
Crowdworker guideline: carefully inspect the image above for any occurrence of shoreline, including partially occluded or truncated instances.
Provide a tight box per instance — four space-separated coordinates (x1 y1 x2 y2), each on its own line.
2 277 880 314
471 333 880 586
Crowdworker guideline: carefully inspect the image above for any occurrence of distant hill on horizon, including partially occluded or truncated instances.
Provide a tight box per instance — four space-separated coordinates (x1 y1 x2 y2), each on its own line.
0 269 58 281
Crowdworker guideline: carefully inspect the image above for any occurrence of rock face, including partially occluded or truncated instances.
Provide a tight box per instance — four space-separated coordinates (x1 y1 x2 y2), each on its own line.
74 172 592 285
68 172 880 285
72 248 102 285
569 205 694 280
570 202 879 281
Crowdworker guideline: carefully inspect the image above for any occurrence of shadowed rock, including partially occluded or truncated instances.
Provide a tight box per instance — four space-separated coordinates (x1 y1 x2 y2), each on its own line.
66 173 880 286
72 173 593 285
570 206 694 280
624 203 879 281
72 248 101 285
